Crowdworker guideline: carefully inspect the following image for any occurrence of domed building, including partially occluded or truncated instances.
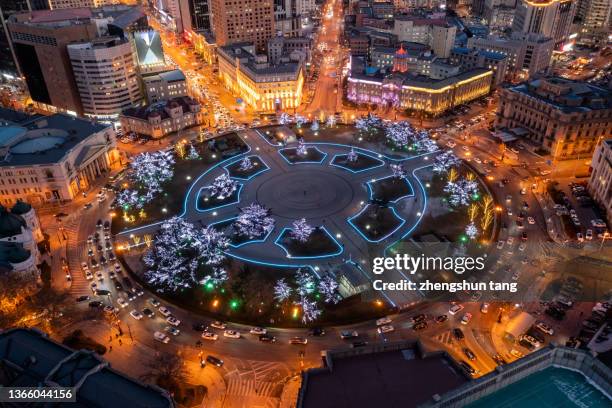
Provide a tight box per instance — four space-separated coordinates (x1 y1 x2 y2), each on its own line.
0 203 40 279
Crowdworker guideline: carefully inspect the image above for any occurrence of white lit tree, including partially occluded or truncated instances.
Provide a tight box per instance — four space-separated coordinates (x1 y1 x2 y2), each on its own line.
208 173 239 200
239 156 254 172
187 144 200 160
296 295 322 323
143 217 228 291
290 218 314 243
116 189 144 210
279 112 292 125
390 163 407 179
326 115 336 127
311 119 320 133
414 130 438 153
233 203 275 239
346 148 358 162
444 178 480 207
318 274 339 304
130 150 175 198
433 150 461 173
295 114 306 128
295 268 316 297
465 222 478 240
201 266 228 286
274 278 292 302
296 138 308 156
385 122 413 148
355 113 383 133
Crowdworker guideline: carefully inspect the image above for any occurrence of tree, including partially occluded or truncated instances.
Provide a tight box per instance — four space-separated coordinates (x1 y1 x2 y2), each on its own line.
318 274 339 304
468 203 479 222
390 163 407 179
141 353 187 396
116 189 144 211
448 167 458 183
413 130 438 153
290 218 314 243
480 195 495 232
433 150 461 173
311 119 320 132
295 114 306 128
385 122 412 148
347 148 358 162
465 222 478 240
233 203 275 239
355 113 383 133
296 295 321 323
239 156 253 172
274 278 292 302
295 268 316 297
187 144 200 160
201 266 228 286
130 150 175 198
326 115 336 127
279 112 292 125
296 138 308 156
444 178 480 207
143 217 228 291
208 174 239 200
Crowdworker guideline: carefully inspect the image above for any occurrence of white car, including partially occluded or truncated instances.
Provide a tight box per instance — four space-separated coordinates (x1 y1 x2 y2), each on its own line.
130 310 143 320
249 327 267 335
202 331 219 341
158 306 172 317
536 322 554 335
449 304 464 315
85 270 94 280
210 321 227 330
527 217 535 225
81 261 89 271
480 303 490 314
518 243 527 252
461 313 473 325
377 325 394 334
585 229 593 240
376 317 392 326
166 316 181 326
117 298 128 308
223 330 241 339
114 263 122 273
496 240 505 250
154 331 170 344
507 237 514 245
577 233 584 242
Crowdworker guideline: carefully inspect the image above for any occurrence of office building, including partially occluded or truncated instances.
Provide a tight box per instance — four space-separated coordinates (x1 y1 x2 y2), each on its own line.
120 96 203 139
496 77 612 160
217 42 304 112
467 32 553 79
347 62 492 116
588 140 612 224
210 0 274 51
0 328 175 408
47 0 120 8
188 0 210 31
0 1 33 74
68 37 142 121
512 0 577 48
0 110 119 203
575 0 612 47
450 47 509 87
392 16 456 58
142 69 188 104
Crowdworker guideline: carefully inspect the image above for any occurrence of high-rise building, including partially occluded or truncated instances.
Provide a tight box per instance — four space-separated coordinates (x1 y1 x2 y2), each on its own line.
68 37 143 121
210 0 274 51
512 0 576 48
188 0 210 31
588 140 612 224
431 24 456 58
7 8 99 115
47 0 119 8
0 0 32 74
575 0 611 47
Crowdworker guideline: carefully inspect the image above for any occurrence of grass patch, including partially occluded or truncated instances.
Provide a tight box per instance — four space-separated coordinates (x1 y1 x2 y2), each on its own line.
278 228 340 257
331 153 382 171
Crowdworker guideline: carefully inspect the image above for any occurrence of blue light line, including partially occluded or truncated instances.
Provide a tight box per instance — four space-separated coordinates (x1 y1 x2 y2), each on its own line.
347 204 407 243
195 183 243 213
273 226 344 259
222 155 270 181
366 176 415 203
254 129 284 147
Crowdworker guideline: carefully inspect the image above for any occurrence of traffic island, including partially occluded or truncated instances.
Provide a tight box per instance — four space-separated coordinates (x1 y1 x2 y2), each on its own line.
275 227 343 259
368 176 414 203
348 204 405 242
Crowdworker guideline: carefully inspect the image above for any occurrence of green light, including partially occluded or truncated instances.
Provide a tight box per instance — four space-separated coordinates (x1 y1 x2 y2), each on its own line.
205 282 214 290
230 300 239 309
472 193 480 200
460 235 468 242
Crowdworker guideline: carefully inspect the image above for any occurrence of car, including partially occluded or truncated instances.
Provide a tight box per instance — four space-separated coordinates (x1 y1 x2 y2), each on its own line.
90 281 98 292
202 331 219 341
340 330 359 339
505 195 512 202
289 337 308 345
142 308 155 318
521 232 528 241
154 331 170 344
413 322 428 331
117 298 128 308
492 354 508 366
449 304 464 315
462 145 469 151
249 327 267 335
519 334 540 347
166 316 181 326
376 317 392 326
481 303 490 313
96 271 104 281
158 306 172 317
459 361 476 375
206 355 224 367
164 326 181 336
512 271 521 281
462 347 476 360
412 314 426 323
516 220 524 229
96 219 103 229
577 233 584 242
99 256 107 265
435 314 448 323
126 292 136 301
310 327 325 336
103 305 116 314
130 310 143 320
133 286 144 296
114 263 122 273
88 301 103 308
259 334 276 342
461 313 473 325
223 330 240 339
377 325 395 334
453 328 464 340
114 281 123 290
149 298 161 308
108 271 116 280
586 229 593 240
591 219 606 228
88 248 94 257
518 243 527 252
81 261 89 270
528 217 535 225
210 321 226 330
496 240 505 250
84 270 94 280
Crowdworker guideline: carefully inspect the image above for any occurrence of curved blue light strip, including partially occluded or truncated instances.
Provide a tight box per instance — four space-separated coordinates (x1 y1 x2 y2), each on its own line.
347 204 407 243
224 252 321 278
195 183 243 213
366 176 415 203
254 129 284 147
222 155 270 181
273 226 344 259
329 152 385 173
309 142 438 163
278 146 328 165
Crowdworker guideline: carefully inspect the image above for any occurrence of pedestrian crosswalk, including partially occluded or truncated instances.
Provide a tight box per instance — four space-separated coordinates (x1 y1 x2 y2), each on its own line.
434 330 454 345
225 378 281 398
65 220 91 297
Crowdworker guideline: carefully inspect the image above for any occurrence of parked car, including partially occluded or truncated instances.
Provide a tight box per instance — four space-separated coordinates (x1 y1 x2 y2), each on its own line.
154 331 170 344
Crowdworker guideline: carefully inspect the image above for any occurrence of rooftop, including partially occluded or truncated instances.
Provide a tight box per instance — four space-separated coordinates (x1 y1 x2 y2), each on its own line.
299 341 467 408
143 69 186 83
0 241 30 268
0 328 174 408
121 96 198 121
218 43 302 79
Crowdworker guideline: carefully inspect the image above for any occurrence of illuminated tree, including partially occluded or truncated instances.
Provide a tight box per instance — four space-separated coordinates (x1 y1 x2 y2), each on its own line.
290 218 314 243
234 203 275 239
465 222 478 240
433 150 461 173
239 156 254 171
208 174 239 200
480 195 495 232
326 115 336 127
274 278 292 302
390 163 407 179
347 148 358 162
296 138 308 156
311 119 320 132
187 144 200 160
318 274 339 304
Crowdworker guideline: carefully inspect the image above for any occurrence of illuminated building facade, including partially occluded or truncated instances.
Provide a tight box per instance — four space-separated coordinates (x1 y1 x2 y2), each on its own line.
512 0 577 49
347 69 492 116
217 43 304 113
210 0 274 51
496 77 612 160
588 140 612 224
